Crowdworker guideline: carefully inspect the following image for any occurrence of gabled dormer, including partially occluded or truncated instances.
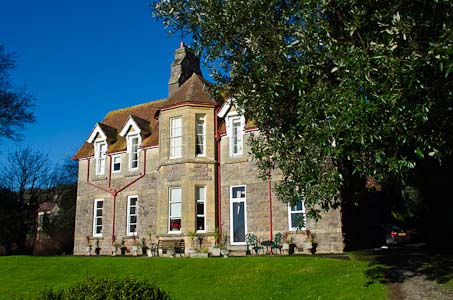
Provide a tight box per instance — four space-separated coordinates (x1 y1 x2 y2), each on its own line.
218 99 246 157
87 123 117 175
119 115 151 171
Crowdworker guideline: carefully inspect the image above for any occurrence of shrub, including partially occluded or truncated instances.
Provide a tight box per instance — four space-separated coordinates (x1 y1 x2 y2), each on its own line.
32 277 171 300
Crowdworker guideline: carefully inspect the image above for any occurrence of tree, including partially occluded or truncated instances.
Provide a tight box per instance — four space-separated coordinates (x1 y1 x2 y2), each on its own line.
40 159 78 254
0 149 78 254
0 147 51 252
153 0 452 219
0 44 35 141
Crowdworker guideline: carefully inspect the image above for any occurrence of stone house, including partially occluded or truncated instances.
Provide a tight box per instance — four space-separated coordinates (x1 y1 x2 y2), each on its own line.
72 44 344 255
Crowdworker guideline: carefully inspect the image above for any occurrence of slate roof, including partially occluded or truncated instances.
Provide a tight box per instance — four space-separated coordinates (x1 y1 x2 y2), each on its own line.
73 73 221 160
165 73 217 107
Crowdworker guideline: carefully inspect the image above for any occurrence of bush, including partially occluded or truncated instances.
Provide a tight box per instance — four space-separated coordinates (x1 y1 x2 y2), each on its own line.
32 278 171 300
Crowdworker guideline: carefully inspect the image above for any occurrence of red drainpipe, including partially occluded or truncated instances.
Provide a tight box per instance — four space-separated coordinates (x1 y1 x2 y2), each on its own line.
86 149 147 246
267 168 273 254
108 154 112 188
111 150 147 242
111 193 117 243
214 106 222 243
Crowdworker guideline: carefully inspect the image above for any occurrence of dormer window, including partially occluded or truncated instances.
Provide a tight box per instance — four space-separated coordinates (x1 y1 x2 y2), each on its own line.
95 141 107 175
119 115 146 171
227 115 244 156
128 134 139 170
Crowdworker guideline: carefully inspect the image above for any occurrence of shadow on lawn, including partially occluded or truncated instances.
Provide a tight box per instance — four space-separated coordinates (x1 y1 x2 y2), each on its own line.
360 243 453 287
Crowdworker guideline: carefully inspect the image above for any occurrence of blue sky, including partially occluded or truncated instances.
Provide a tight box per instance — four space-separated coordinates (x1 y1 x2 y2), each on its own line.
0 0 192 164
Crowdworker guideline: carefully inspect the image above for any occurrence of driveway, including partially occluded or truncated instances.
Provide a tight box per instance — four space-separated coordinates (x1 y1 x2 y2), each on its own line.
354 243 453 300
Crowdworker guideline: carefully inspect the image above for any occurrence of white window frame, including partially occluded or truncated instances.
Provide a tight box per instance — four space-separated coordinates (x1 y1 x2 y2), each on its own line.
195 114 206 156
195 186 206 233
229 185 247 245
93 199 104 237
37 212 45 232
169 116 183 159
288 199 306 231
112 155 121 173
127 134 140 170
95 141 107 175
227 115 244 156
168 187 182 233
127 196 138 236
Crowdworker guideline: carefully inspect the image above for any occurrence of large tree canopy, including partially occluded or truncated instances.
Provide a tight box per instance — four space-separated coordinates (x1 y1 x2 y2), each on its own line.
153 0 452 218
0 45 35 141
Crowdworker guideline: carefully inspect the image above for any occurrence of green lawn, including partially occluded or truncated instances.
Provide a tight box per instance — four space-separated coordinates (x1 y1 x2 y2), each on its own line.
0 255 386 300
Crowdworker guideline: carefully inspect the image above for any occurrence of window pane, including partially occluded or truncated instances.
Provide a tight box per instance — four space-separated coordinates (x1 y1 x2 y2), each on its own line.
170 202 181 218
130 207 136 215
130 215 137 223
196 217 205 231
197 202 204 215
170 188 181 202
130 224 136 233
232 186 245 199
169 218 181 231
97 201 103 208
130 198 137 206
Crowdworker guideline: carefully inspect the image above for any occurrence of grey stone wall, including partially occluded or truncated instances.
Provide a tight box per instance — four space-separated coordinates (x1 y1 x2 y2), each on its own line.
219 132 344 253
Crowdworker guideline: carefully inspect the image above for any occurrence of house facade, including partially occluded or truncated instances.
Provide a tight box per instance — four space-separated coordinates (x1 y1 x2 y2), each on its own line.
73 45 344 255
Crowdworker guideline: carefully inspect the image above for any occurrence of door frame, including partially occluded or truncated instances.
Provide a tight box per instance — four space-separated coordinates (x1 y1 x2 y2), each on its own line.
229 185 247 245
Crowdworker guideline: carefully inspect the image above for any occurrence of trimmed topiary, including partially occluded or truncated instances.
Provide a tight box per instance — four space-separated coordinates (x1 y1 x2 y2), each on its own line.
32 277 171 300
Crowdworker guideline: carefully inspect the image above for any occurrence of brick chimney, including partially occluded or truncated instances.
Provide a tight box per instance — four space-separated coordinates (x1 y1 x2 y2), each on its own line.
168 42 202 96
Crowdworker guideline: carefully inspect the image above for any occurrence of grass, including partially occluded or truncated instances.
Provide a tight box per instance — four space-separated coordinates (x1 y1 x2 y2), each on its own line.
0 255 386 300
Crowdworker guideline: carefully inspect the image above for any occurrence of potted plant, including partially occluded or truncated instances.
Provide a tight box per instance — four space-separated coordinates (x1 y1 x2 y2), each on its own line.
288 235 297 255
131 236 140 256
94 239 101 256
196 233 205 249
146 228 155 257
188 230 196 249
120 238 127 256
141 238 147 255
112 242 121 256
282 232 290 251
303 231 317 254
220 233 229 258
210 228 221 256
85 236 92 256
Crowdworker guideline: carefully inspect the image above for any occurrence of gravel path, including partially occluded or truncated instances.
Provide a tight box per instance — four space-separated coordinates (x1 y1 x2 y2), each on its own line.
370 244 453 300
390 276 453 300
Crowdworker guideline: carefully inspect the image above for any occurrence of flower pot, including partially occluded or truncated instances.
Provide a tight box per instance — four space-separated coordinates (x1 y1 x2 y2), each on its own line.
142 247 147 256
85 246 92 256
111 247 117 256
288 243 296 255
120 247 127 256
95 247 101 256
210 247 221 257
146 248 153 257
132 245 139 256
282 242 289 250
220 249 230 258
